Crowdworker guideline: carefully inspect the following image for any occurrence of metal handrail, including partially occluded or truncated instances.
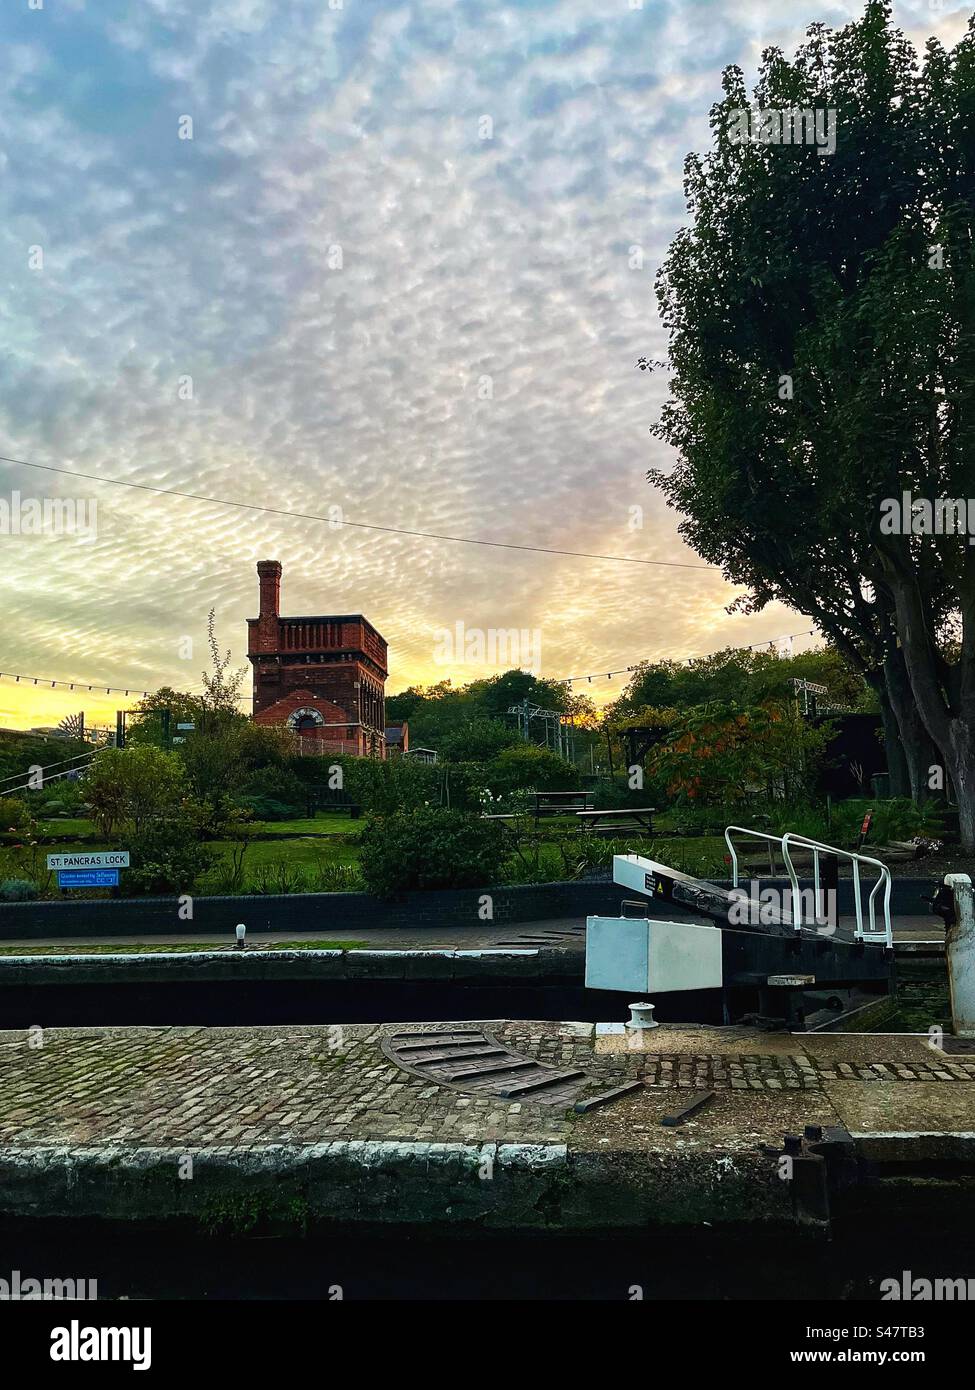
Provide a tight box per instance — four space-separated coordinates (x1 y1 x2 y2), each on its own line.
724 826 802 923
782 833 892 946
723 825 893 946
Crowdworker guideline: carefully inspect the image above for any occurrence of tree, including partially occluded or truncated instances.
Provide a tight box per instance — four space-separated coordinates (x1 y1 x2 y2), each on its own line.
83 746 187 837
127 687 203 747
608 646 872 718
651 700 829 806
200 608 247 732
647 2 975 842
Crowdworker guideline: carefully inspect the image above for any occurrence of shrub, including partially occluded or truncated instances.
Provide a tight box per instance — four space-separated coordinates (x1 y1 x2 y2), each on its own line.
239 765 307 814
558 834 638 879
358 808 507 898
250 861 307 895
828 797 937 848
311 859 365 892
0 878 38 902
303 755 441 815
0 798 31 834
484 743 576 794
126 824 216 895
33 779 87 816
236 794 298 822
84 745 187 837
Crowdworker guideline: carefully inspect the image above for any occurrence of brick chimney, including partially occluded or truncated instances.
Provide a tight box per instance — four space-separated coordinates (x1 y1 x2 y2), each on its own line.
256 560 282 652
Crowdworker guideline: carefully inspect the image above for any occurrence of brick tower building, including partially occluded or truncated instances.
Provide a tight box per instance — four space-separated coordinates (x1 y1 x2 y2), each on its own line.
247 560 388 757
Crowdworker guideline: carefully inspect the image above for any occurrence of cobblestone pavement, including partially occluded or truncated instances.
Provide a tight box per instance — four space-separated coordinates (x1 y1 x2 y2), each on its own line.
497 1022 975 1090
1 1021 973 1159
0 1023 573 1149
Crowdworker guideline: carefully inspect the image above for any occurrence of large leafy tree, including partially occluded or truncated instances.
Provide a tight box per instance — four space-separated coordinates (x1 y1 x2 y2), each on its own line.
649 2 975 843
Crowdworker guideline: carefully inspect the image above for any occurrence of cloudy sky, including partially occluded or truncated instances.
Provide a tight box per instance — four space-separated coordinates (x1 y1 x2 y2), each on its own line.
0 0 969 731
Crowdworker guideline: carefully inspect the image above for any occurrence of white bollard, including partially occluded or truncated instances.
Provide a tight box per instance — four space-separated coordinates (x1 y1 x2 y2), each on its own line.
945 874 975 1038
627 1001 658 1030
235 923 247 951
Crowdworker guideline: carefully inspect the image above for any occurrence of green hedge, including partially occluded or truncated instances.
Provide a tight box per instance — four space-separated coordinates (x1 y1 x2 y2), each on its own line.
357 808 507 898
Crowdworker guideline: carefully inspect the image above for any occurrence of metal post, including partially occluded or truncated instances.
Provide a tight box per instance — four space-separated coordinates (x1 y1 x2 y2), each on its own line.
945 873 975 1037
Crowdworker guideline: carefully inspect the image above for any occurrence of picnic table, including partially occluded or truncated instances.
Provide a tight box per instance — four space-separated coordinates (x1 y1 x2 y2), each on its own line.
575 807 656 836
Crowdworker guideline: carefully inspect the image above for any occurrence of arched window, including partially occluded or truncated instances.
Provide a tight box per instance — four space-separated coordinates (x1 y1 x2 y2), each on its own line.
287 706 326 733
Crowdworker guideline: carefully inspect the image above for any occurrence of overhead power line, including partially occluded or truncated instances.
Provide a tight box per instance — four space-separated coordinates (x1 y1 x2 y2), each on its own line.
0 454 718 571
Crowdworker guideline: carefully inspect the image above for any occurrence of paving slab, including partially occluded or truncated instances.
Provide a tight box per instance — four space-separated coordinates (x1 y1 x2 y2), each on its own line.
823 1079 975 1159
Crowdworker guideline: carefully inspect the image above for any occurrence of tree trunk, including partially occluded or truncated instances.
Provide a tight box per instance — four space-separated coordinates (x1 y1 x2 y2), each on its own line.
882 648 939 803
946 722 975 850
880 555 975 851
874 678 910 797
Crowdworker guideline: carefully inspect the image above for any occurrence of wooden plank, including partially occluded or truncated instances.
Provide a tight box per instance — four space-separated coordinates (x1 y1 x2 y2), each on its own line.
573 1080 645 1114
661 1091 715 1127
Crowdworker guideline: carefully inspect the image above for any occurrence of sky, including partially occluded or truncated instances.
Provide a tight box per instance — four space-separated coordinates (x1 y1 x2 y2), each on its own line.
0 0 970 731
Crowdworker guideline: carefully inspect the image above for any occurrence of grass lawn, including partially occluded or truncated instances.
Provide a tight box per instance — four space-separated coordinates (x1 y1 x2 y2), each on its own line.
30 815 360 840
6 814 730 900
30 818 97 839
249 816 361 836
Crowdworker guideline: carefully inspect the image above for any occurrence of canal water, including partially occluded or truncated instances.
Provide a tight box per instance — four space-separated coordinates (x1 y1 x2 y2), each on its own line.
2 1210 973 1300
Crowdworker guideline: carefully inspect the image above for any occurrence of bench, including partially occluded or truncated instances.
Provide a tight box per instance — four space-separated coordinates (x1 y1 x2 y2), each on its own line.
305 793 362 819
534 791 594 823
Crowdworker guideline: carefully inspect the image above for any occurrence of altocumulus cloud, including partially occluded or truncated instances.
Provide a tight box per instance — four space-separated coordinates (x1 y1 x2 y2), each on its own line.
0 0 965 724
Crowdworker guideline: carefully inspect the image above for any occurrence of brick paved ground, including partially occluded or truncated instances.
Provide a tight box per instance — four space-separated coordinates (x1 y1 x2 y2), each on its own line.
2 1020 975 1229
497 1022 975 1089
2 1020 974 1160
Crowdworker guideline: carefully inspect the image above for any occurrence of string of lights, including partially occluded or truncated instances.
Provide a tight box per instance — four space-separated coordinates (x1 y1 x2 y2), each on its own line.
0 628 821 707
0 670 150 697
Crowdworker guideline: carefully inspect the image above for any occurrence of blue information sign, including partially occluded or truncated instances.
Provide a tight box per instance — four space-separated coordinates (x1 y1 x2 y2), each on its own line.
58 869 119 889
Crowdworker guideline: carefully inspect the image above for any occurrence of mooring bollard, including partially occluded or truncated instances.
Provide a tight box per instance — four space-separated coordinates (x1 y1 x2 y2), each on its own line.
235 923 247 951
626 1001 658 1030
944 874 975 1038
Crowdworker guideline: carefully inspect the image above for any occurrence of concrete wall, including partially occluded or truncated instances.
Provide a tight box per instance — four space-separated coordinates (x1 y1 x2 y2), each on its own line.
0 880 625 941
0 876 940 941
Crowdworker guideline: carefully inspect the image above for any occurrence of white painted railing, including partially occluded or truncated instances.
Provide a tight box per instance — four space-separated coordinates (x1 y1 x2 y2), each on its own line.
723 826 893 947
